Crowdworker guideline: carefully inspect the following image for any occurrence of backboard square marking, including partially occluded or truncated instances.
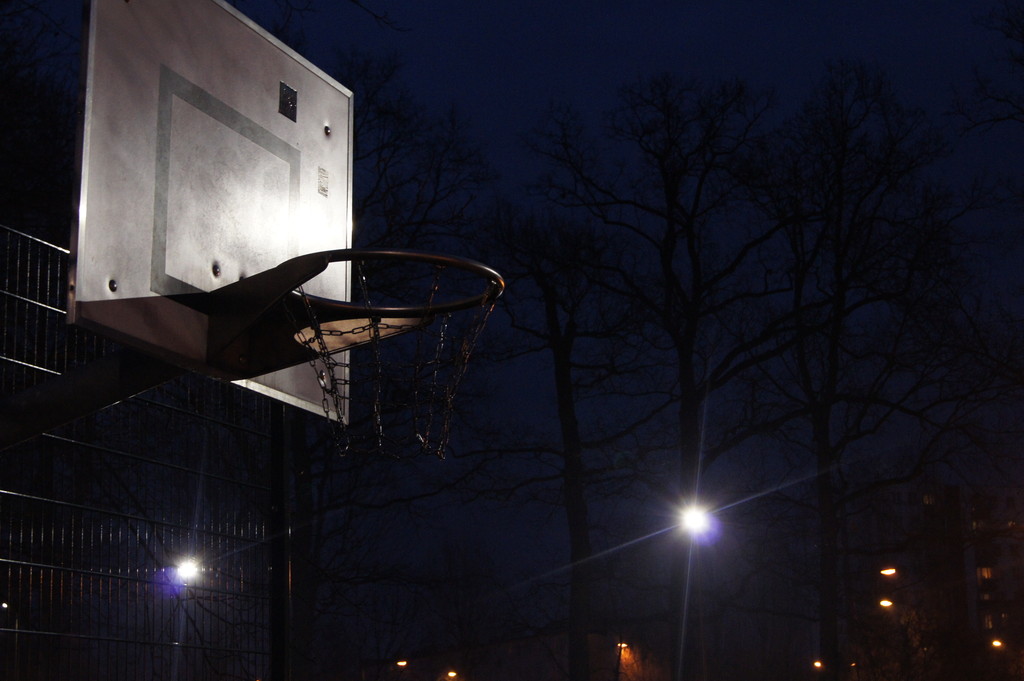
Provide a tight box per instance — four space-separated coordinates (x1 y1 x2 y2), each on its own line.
153 66 301 296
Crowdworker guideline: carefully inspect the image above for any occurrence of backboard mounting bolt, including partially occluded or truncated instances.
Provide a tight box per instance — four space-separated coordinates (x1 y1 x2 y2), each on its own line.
324 125 331 136
212 262 221 277
108 279 118 292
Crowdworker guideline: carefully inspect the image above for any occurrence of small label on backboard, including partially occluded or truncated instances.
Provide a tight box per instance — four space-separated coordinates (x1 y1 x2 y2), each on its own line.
279 82 297 121
317 166 329 197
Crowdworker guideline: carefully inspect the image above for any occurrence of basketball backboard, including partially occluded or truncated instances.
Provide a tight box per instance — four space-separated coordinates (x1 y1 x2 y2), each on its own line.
70 0 353 416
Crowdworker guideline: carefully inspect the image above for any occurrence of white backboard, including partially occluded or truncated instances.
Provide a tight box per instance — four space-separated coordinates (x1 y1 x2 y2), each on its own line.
71 0 353 415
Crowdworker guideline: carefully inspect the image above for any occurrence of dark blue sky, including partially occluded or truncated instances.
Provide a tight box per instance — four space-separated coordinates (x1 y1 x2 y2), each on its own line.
51 0 1014 187
283 0 1005 179
268 0 1022 301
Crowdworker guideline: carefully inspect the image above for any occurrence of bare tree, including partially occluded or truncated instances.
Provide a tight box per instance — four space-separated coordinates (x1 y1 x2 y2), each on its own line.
748 61 1008 681
333 51 493 251
959 1 1024 131
472 200 667 681
530 73 793 680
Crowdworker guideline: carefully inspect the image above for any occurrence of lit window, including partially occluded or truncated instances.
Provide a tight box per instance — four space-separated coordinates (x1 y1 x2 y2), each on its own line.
984 614 994 629
923 493 935 505
978 567 994 581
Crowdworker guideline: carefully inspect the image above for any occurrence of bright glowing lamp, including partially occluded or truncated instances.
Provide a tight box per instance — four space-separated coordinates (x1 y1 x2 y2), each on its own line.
681 506 710 535
879 599 893 608
176 559 199 582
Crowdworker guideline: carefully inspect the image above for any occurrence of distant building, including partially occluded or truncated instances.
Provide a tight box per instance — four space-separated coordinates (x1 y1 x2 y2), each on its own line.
844 479 1024 677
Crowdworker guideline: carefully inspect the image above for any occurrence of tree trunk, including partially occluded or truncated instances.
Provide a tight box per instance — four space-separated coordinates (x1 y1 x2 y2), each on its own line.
816 440 842 681
550 309 593 681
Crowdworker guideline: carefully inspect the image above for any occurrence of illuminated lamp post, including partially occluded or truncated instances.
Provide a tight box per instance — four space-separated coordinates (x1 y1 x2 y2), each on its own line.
2 601 19 677
680 506 711 537
614 640 629 681
674 503 715 681
176 559 199 583
169 556 202 680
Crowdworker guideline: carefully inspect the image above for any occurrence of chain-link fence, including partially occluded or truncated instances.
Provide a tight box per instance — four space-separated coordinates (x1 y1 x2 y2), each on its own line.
1 223 275 679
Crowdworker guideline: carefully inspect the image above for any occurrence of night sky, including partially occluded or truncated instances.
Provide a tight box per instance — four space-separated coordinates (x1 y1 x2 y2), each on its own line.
287 0 1007 184
47 0 1017 190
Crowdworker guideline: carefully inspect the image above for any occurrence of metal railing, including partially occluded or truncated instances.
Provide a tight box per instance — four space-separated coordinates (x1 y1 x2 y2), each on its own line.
1 223 274 679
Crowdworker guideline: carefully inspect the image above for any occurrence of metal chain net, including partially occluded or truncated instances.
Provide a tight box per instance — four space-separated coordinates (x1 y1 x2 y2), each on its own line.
290 260 496 458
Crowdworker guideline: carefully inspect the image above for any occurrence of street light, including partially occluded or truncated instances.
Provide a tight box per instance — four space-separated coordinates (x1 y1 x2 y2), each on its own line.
2 601 19 677
176 559 199 583
680 505 711 536
672 503 719 681
615 640 630 681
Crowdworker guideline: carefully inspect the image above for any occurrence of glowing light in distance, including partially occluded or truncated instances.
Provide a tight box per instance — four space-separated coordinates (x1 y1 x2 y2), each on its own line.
447 672 458 678
617 642 629 649
813 660 823 669
993 639 1004 648
880 567 897 576
176 559 199 582
879 599 893 608
680 506 711 535
396 661 408 667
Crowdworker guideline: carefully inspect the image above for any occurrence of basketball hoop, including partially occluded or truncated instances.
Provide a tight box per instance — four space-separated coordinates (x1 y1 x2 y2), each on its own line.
288 249 504 458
